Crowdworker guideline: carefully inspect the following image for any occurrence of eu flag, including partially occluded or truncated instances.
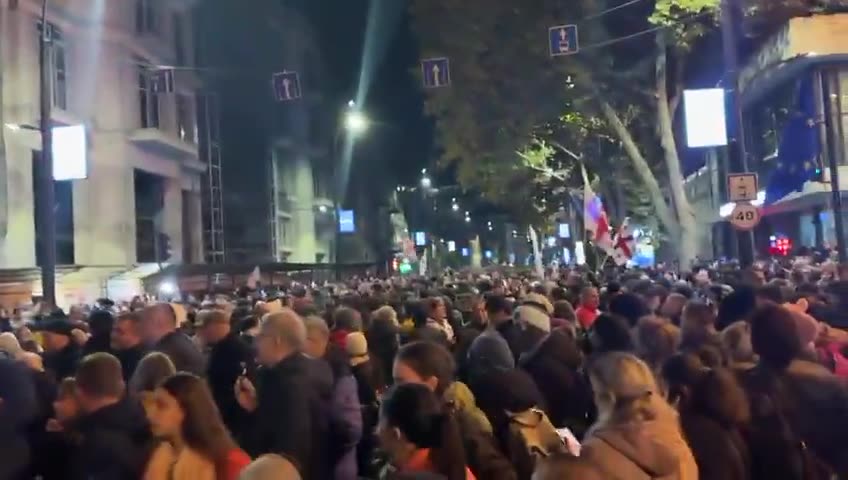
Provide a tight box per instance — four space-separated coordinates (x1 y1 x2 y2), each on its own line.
765 75 821 204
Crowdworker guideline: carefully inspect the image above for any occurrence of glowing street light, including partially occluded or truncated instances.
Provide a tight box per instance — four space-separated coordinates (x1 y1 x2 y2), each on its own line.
452 203 460 212
344 110 368 134
421 176 432 189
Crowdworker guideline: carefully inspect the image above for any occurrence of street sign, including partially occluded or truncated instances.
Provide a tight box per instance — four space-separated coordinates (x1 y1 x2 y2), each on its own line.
421 58 450 88
729 203 761 231
272 71 301 101
549 25 579 57
727 173 758 202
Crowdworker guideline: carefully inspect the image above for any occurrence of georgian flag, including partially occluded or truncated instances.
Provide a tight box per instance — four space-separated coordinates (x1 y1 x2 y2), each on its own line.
611 218 636 266
584 182 613 253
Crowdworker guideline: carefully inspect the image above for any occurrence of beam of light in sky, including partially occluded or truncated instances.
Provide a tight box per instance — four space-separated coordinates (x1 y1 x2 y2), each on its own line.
339 0 406 204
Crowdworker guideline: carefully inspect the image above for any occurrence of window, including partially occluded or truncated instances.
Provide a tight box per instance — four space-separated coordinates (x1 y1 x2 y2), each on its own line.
37 22 67 110
135 0 159 35
176 95 195 143
173 13 186 65
138 63 159 128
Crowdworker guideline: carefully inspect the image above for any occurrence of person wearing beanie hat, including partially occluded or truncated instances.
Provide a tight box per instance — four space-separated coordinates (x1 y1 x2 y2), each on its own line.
39 318 82 381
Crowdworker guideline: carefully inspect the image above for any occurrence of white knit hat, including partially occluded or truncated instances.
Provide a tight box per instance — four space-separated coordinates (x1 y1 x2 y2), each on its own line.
516 305 551 333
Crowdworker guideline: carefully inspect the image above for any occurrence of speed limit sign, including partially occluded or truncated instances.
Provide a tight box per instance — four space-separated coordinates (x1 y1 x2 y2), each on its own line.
730 203 761 231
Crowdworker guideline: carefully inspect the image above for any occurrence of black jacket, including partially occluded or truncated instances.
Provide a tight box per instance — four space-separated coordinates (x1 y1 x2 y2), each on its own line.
0 358 37 480
114 344 148 381
154 331 206 376
680 413 749 480
44 343 82 381
70 398 153 480
206 333 253 435
241 353 334 480
519 330 592 433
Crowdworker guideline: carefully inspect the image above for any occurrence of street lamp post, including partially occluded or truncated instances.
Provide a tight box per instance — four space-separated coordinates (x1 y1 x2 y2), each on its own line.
334 102 368 281
38 0 57 306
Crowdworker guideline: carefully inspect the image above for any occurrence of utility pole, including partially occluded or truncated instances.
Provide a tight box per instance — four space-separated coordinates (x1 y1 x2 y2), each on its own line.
38 0 57 306
720 0 755 267
821 69 847 263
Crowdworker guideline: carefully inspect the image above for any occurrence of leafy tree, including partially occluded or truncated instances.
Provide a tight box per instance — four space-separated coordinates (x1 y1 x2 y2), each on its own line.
411 0 721 267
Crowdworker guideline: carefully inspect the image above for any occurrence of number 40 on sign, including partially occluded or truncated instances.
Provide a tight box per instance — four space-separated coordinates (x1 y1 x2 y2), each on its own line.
730 203 761 231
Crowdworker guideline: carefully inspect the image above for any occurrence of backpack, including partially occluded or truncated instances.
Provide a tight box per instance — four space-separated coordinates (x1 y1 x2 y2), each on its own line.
745 368 837 480
506 408 566 479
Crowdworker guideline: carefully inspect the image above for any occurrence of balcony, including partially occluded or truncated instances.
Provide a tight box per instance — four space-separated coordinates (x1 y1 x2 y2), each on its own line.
129 127 198 161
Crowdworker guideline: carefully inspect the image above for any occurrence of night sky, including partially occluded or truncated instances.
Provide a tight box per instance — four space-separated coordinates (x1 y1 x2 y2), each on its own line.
301 0 433 190
199 0 433 256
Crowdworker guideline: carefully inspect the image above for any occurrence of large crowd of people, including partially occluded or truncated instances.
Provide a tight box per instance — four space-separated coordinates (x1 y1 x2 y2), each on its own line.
2 262 848 480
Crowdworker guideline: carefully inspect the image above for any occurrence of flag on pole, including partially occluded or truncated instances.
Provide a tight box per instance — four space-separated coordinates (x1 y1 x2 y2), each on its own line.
582 165 613 253
611 218 636 266
246 266 261 289
528 226 545 279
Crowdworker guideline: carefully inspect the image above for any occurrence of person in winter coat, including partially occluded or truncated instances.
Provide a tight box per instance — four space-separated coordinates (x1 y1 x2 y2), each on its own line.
394 341 517 480
304 316 362 480
70 352 154 479
235 309 334 480
743 304 848 478
662 354 751 480
378 383 475 480
346 331 384 478
519 329 591 433
82 310 114 356
0 354 37 480
196 309 254 437
40 319 83 381
368 306 400 384
140 303 206 376
144 373 250 480
111 312 149 381
581 352 698 480
466 295 516 385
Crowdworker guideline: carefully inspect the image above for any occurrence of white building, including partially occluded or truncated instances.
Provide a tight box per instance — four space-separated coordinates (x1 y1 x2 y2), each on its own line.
0 0 204 306
267 8 335 264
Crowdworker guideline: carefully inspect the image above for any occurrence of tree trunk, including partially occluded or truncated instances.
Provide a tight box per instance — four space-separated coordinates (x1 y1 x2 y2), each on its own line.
655 34 698 269
0 2 8 240
597 99 680 241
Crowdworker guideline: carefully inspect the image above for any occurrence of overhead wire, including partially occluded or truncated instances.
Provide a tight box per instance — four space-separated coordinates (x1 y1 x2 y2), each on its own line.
577 9 716 51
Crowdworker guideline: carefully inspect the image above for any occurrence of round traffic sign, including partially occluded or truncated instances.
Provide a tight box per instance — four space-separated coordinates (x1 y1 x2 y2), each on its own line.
730 203 761 231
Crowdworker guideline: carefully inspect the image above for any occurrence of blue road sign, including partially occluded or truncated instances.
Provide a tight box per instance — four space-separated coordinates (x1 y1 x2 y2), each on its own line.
272 71 301 101
421 58 450 88
549 25 579 57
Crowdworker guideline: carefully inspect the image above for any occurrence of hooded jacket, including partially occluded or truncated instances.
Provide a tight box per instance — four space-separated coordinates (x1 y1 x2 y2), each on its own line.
581 418 698 480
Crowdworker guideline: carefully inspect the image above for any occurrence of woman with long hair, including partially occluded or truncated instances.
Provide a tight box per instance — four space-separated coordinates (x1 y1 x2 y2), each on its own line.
580 352 697 480
143 373 250 480
378 382 473 480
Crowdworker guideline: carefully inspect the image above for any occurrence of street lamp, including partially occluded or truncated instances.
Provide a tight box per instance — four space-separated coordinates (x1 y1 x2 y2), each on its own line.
334 101 369 280
421 176 432 189
344 110 368 135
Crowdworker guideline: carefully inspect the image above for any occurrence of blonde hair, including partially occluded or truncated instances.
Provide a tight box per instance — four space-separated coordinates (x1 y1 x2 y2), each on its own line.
588 352 676 426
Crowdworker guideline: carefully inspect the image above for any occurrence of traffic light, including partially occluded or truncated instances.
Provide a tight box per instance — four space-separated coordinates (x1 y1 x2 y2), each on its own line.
156 232 173 262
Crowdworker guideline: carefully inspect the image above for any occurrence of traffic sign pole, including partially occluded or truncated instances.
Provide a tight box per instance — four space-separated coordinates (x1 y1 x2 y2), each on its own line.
720 0 755 267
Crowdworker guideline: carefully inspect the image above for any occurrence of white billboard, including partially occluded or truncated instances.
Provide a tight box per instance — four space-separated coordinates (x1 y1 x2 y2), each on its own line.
684 89 728 148
52 125 88 180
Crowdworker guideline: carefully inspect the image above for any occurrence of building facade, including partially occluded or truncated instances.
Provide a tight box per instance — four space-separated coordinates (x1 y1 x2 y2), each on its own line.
684 13 848 259
267 8 336 264
0 0 204 305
